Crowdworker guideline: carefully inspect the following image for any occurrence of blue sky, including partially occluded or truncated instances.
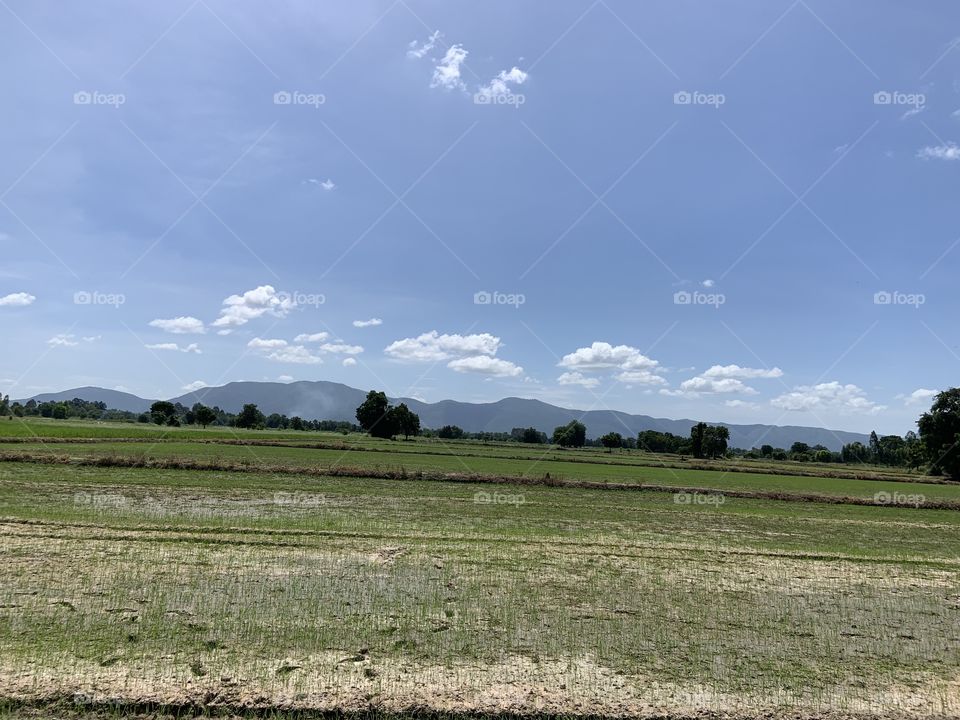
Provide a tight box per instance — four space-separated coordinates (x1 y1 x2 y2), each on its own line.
2 0 959 435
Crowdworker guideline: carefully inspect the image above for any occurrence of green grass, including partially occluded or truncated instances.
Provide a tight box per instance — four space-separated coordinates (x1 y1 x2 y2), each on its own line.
0 421 958 717
3 439 955 503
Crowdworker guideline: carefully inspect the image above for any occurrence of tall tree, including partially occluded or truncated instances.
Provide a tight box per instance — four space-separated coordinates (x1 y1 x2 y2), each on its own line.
391 403 421 440
150 401 176 426
235 403 266 429
690 422 707 458
192 404 216 428
600 432 623 451
553 420 586 447
918 389 960 477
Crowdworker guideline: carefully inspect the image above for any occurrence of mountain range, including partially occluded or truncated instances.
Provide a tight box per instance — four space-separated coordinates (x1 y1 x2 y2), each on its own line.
21 381 871 451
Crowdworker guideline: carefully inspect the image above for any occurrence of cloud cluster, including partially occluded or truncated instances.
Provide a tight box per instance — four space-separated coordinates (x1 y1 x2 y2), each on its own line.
771 381 885 414
353 318 382 328
0 292 35 307
213 285 294 331
431 45 469 91
145 342 201 354
557 341 666 388
407 30 441 59
662 364 783 398
901 388 938 406
917 142 960 160
149 316 205 335
47 334 97 348
408 32 528 100
248 335 363 365
385 330 522 377
476 67 528 101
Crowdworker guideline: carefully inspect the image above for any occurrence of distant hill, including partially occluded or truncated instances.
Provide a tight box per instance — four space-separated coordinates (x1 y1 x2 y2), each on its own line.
22 381 871 451
21 387 155 413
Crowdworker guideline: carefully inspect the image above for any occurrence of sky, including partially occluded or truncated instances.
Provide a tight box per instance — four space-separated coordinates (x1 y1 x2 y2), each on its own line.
1 0 959 436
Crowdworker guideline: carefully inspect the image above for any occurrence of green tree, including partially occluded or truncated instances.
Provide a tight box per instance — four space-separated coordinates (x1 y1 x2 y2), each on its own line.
918 389 960 477
702 425 730 459
760 444 774 457
600 431 623 450
690 422 707 458
150 401 176 426
518 427 545 444
192 404 217 428
391 403 421 440
553 420 586 447
438 425 465 440
356 390 398 439
235 403 266 429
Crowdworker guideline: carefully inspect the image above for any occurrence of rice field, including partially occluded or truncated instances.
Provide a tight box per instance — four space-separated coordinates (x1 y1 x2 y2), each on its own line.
0 421 958 719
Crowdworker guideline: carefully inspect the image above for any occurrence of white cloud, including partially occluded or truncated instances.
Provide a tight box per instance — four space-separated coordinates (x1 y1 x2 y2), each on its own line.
47 334 78 347
294 332 329 343
212 285 293 329
901 106 926 120
248 337 322 365
615 369 668 386
277 375 294 382
448 356 523 377
702 364 783 379
408 30 441 59
917 143 960 161
385 331 501 362
342 357 357 368
771 381 885 414
725 399 758 408
701 279 715 288
557 371 600 388
675 376 758 396
559 342 660 371
353 318 382 328
149 316 206 335
0 292 35 307
902 388 938 406
145 342 201 354
248 338 288 350
431 44 468 91
662 364 783 397
181 380 208 392
476 66 528 100
304 178 336 190
320 342 363 355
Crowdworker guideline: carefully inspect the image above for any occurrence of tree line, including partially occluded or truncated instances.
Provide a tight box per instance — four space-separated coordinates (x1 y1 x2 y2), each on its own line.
8 387 960 478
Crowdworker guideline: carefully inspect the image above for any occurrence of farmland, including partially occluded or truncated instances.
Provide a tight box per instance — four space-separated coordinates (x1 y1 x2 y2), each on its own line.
0 420 958 719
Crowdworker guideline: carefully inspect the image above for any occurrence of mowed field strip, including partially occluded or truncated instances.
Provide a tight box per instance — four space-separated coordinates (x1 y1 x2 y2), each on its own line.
0 421 958 718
